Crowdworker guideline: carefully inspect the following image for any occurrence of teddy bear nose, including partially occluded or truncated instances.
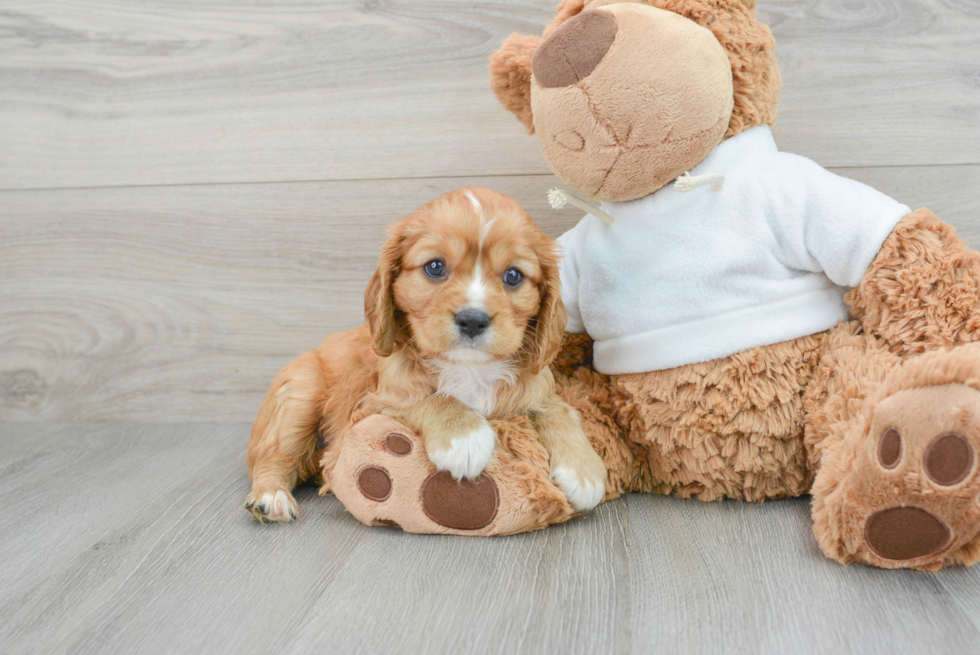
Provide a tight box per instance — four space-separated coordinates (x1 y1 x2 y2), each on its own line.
531 9 618 88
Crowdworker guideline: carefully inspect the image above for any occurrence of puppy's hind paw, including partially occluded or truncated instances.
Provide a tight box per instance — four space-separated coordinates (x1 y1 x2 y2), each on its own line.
551 465 606 512
245 488 297 523
428 419 497 481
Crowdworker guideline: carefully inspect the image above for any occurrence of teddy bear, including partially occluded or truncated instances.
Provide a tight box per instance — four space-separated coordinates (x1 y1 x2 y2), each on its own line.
320 0 980 571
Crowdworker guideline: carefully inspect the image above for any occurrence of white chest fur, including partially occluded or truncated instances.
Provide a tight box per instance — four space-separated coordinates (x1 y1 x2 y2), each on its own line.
428 359 517 416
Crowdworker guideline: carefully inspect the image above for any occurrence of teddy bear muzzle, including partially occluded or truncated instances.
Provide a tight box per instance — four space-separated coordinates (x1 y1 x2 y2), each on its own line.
531 9 618 88
528 3 736 203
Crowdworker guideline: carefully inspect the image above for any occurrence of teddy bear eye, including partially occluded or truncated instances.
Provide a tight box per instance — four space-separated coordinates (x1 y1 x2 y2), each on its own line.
503 268 524 288
424 260 446 279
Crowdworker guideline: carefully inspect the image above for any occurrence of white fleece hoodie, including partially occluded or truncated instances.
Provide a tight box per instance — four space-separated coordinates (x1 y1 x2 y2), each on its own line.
558 125 911 375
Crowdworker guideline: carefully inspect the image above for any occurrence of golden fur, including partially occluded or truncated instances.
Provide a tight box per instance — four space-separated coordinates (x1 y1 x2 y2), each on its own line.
245 188 605 521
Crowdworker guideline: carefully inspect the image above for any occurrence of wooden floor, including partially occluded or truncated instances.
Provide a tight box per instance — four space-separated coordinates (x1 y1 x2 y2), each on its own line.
2 423 980 654
2 1 980 653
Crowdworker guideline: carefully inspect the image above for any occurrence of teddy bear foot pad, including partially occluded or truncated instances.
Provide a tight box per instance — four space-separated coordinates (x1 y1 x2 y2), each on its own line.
328 415 574 536
830 382 980 569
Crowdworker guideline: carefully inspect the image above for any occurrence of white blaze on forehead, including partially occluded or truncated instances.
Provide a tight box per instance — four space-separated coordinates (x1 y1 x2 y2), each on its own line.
464 190 482 214
466 263 487 310
479 217 497 250
462 190 495 312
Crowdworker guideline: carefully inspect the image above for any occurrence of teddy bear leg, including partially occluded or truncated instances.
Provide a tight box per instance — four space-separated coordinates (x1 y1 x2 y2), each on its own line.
605 333 828 501
809 337 980 570
321 414 574 536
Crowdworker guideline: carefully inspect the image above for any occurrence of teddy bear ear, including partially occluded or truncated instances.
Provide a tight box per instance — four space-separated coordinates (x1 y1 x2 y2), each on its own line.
489 33 543 135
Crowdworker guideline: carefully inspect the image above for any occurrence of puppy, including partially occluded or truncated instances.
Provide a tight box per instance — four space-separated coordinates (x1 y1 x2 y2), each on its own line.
245 188 607 522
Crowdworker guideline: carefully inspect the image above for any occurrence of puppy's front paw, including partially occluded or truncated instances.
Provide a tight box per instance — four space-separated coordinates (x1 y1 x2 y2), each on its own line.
427 418 497 480
245 488 297 523
551 452 607 511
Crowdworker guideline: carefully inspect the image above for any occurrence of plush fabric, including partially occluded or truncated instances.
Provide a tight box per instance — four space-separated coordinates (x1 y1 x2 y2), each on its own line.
328 414 574 536
558 125 911 373
847 207 980 356
488 33 541 134
810 345 980 570
531 8 618 88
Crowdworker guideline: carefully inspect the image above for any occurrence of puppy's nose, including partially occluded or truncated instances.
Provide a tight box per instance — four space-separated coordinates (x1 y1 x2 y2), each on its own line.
531 9 618 88
455 310 491 339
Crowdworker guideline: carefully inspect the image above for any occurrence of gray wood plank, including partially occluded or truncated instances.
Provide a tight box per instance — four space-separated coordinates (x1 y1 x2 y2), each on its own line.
0 0 977 190
765 0 980 168
2 424 980 654
280 501 631 655
2 165 978 423
0 423 245 606
623 494 980 654
0 441 364 654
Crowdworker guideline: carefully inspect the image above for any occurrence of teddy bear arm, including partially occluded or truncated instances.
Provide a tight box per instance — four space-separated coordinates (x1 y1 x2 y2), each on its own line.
846 208 980 356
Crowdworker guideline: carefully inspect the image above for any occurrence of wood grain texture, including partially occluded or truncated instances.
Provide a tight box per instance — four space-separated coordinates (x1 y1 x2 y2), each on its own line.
2 423 980 654
2 1 980 651
1 166 977 423
624 494 980 653
0 423 241 607
0 174 582 422
0 0 978 190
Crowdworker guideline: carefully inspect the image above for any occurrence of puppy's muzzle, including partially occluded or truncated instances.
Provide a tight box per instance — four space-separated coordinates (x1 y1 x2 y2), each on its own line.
455 309 491 339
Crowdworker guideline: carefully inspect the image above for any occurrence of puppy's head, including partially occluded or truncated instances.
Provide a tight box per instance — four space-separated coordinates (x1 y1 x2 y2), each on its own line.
365 188 565 373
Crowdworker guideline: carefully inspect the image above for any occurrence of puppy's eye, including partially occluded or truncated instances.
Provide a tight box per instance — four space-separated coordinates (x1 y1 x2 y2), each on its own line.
503 268 524 288
424 259 446 279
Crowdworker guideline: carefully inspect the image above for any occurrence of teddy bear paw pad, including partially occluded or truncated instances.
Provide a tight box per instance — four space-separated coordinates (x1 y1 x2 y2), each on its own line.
865 506 951 561
330 416 504 534
420 472 498 530
357 466 392 502
329 415 573 535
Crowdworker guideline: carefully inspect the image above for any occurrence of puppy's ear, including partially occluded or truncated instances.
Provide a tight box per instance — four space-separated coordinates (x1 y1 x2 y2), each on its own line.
364 231 404 357
489 33 542 134
525 244 567 374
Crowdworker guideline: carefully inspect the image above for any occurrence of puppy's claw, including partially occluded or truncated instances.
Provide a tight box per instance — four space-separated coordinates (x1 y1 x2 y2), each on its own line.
551 464 606 511
428 419 497 480
245 489 298 523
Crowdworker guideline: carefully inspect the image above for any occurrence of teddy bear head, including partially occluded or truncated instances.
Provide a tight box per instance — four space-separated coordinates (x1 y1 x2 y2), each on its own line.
489 0 781 203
